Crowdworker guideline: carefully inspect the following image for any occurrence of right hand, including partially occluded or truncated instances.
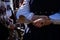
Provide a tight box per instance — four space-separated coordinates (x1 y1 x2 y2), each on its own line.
32 15 52 28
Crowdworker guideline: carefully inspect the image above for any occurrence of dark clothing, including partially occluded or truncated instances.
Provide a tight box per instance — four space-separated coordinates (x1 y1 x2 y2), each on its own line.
30 0 60 16
24 23 60 40
0 20 9 40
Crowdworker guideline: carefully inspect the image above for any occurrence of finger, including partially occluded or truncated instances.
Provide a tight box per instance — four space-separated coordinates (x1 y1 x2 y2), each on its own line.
35 22 43 27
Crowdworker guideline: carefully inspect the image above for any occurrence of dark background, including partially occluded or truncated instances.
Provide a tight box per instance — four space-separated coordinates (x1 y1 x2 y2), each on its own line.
30 0 60 15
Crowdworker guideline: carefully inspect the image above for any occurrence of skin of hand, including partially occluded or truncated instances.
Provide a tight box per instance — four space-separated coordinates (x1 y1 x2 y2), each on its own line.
32 15 52 28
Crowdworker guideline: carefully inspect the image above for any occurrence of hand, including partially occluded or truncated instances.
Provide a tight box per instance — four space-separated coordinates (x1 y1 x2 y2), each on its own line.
32 15 52 28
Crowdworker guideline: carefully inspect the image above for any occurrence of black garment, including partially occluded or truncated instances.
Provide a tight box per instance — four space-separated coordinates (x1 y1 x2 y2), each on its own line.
30 0 60 16
24 23 60 40
0 21 9 40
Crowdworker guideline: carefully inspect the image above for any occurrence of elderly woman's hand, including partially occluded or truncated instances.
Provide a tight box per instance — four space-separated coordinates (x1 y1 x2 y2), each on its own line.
32 15 52 28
